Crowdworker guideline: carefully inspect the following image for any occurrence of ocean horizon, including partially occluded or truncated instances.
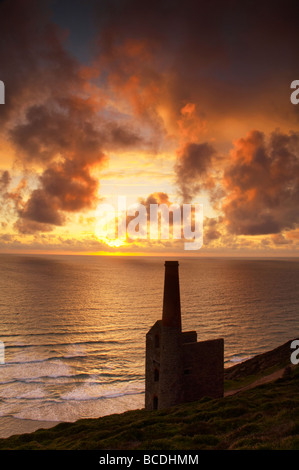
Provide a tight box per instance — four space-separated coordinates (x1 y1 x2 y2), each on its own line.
0 254 298 438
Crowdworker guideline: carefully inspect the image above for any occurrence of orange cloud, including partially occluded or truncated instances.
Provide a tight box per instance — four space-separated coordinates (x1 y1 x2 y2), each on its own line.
177 103 207 143
222 130 299 235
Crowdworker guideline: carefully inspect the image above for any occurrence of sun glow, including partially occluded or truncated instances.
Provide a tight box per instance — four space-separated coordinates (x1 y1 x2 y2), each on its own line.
99 237 127 248
94 205 127 248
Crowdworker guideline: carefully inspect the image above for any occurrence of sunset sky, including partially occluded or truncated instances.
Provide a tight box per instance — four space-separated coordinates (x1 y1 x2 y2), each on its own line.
0 0 299 256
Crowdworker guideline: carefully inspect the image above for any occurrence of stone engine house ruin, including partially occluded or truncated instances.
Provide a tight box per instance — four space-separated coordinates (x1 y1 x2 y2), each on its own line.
145 261 224 410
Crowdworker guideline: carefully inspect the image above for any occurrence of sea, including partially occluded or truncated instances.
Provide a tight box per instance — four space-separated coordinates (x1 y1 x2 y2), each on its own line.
0 254 298 438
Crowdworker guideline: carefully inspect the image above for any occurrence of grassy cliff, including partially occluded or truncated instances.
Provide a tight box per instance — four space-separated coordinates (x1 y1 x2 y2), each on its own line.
0 339 298 450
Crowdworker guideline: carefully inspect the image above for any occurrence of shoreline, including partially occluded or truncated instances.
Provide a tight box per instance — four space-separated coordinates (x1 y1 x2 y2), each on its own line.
0 416 61 440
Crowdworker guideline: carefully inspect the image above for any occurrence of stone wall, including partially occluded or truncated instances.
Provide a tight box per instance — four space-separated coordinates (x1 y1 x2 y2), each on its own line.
145 321 162 410
182 338 224 402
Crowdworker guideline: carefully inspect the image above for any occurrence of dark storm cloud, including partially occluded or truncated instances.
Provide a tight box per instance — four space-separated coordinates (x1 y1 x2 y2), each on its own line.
18 189 64 226
10 98 143 165
10 97 107 229
105 122 143 148
10 96 107 169
95 0 299 118
175 142 216 202
222 130 299 235
0 0 81 123
0 0 146 232
40 162 98 212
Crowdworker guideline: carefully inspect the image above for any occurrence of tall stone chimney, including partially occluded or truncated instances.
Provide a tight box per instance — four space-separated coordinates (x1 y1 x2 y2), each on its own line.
158 261 184 408
162 261 181 330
